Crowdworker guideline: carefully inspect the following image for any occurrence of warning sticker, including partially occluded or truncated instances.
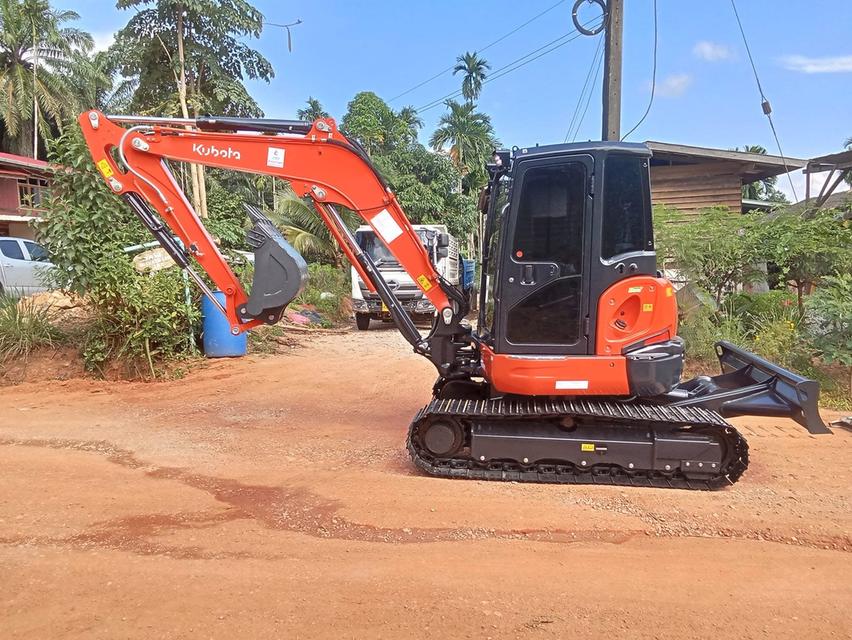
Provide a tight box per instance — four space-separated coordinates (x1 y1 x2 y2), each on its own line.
371 209 403 244
628 286 643 294
643 303 654 312
665 287 673 297
416 274 433 291
97 159 114 179
266 147 285 168
581 443 596 452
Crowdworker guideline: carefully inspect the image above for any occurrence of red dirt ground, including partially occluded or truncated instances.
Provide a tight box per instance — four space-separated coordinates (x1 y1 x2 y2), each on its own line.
1 328 849 639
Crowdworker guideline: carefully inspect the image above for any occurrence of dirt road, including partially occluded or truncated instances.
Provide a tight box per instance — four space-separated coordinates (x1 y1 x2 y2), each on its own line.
1 328 849 639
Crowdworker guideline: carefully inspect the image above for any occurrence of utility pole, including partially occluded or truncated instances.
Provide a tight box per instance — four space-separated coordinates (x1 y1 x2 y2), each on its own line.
601 0 623 141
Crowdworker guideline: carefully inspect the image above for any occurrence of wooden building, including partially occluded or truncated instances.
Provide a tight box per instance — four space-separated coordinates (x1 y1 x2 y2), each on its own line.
0 152 53 240
646 141 804 217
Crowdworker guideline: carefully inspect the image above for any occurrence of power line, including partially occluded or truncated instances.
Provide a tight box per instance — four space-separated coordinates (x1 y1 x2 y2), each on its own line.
621 0 657 141
730 0 798 201
417 18 602 113
565 34 604 142
570 41 605 142
388 0 567 103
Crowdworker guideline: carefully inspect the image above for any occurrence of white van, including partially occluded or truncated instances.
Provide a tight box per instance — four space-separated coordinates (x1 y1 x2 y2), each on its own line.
351 224 459 330
0 237 54 296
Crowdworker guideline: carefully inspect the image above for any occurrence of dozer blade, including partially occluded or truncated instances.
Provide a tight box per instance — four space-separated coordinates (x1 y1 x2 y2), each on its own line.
666 340 830 434
239 204 308 325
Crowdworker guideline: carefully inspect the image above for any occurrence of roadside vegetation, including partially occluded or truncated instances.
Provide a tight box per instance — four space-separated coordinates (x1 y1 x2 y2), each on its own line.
655 205 852 407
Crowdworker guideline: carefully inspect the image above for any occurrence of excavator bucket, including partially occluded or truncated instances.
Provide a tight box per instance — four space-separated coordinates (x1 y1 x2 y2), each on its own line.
668 341 830 434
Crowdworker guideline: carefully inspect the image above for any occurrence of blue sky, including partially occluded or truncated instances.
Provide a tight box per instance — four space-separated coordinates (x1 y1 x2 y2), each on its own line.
62 0 851 200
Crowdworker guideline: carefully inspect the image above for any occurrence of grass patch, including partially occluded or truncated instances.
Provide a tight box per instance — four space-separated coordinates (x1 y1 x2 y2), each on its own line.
0 294 64 362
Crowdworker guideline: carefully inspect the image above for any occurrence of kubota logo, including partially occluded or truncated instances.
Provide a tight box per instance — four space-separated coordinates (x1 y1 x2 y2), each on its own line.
191 143 241 160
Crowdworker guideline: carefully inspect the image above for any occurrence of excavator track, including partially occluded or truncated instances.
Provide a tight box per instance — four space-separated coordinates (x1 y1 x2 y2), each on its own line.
407 397 749 490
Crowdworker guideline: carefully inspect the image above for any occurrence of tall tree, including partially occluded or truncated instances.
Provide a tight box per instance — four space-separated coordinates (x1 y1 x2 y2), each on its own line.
296 96 329 121
112 0 274 217
453 51 490 103
397 105 423 144
0 0 93 157
429 99 497 193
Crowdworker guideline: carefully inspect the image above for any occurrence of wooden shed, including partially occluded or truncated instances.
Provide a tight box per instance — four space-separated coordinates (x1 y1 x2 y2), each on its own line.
645 142 805 217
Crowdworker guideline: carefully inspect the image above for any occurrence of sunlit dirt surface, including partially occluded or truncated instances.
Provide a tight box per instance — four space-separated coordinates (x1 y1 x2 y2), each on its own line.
1 328 849 639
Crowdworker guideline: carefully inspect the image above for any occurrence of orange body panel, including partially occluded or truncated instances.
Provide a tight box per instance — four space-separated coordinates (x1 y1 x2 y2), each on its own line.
481 344 630 396
595 276 678 356
77 111 450 332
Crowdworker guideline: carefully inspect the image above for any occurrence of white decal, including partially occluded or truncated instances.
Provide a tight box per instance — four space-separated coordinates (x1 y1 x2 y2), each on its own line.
371 209 403 244
266 147 285 168
191 143 241 160
555 380 589 390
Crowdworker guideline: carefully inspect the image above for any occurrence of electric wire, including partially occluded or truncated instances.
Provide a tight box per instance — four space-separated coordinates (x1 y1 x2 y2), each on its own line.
570 40 605 142
564 33 604 142
621 0 657 141
388 0 567 103
416 17 603 114
730 0 798 201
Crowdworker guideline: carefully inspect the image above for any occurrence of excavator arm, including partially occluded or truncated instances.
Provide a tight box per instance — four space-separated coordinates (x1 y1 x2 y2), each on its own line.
78 111 470 369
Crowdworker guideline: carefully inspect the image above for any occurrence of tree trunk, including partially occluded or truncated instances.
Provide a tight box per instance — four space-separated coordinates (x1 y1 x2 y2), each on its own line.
795 281 805 316
175 8 207 219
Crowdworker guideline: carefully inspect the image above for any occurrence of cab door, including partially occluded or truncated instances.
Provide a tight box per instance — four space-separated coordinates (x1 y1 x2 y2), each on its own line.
496 155 593 355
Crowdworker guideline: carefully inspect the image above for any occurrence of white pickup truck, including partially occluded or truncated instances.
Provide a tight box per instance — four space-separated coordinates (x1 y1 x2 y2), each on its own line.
351 224 459 330
0 237 54 296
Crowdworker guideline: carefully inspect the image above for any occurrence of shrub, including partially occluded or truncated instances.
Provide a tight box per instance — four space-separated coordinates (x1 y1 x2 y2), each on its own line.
36 126 200 376
679 305 749 362
806 273 852 395
0 295 63 361
293 263 351 323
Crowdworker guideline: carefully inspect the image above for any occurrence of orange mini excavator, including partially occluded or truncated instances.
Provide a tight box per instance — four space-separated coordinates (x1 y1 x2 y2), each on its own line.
79 110 830 489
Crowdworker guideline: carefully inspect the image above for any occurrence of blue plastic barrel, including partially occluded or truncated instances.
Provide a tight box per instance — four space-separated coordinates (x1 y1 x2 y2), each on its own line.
202 291 247 357
461 258 476 291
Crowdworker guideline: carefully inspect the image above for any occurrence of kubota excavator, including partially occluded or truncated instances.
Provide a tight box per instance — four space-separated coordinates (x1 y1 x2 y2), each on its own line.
78 110 831 489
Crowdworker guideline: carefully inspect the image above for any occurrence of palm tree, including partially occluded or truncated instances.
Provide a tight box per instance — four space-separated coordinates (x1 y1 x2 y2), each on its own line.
429 100 497 192
453 52 490 103
297 97 329 122
397 105 423 143
0 0 93 156
265 186 359 264
738 144 786 202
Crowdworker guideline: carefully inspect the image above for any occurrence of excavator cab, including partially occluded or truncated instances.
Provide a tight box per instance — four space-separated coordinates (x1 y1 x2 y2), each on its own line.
476 143 682 398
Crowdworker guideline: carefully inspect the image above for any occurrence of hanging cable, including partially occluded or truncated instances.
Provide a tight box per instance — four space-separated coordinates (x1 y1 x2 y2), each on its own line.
388 0 567 103
730 0 798 201
565 34 604 142
621 0 657 141
417 17 602 113
570 41 605 142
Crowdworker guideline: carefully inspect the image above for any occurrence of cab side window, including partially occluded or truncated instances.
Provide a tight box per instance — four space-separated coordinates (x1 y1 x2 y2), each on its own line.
601 155 652 259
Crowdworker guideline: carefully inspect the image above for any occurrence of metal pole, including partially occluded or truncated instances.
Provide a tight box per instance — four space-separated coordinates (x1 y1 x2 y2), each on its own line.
601 0 624 141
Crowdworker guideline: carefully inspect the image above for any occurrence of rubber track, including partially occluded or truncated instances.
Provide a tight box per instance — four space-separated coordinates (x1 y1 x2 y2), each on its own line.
406 397 749 490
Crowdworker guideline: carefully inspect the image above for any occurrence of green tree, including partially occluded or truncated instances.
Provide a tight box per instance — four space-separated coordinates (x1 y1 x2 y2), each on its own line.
761 210 852 313
340 91 398 156
0 0 94 156
112 0 274 217
297 96 329 121
429 99 498 193
453 51 490 103
738 145 788 203
397 105 423 144
653 205 763 305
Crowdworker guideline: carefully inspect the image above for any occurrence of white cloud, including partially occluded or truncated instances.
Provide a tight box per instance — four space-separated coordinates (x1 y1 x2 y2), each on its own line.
655 73 692 98
776 169 851 204
693 41 733 62
780 55 852 73
91 31 116 53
